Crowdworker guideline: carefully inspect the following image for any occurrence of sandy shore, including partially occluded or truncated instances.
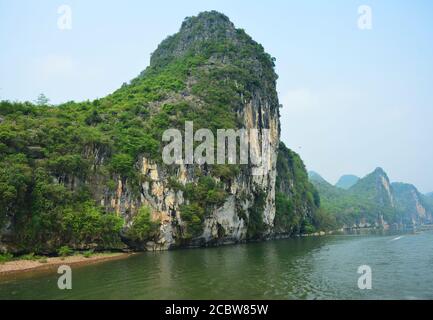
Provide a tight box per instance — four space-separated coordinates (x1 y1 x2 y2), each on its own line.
0 252 131 277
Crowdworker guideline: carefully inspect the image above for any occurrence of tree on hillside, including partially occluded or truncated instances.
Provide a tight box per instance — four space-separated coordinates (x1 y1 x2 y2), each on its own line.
35 93 50 106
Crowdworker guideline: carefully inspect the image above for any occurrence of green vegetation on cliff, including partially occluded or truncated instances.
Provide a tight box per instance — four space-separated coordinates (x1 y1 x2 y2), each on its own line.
125 206 160 243
275 143 336 234
0 11 281 252
181 176 228 238
392 183 433 224
310 169 433 226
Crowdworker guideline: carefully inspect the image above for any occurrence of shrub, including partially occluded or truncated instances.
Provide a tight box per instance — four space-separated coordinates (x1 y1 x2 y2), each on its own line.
110 153 135 178
83 250 94 258
20 253 41 261
180 176 228 238
275 192 295 232
301 221 316 235
0 253 13 264
126 206 160 242
57 246 73 258
38 257 48 263
180 203 205 237
61 202 124 247
247 189 266 239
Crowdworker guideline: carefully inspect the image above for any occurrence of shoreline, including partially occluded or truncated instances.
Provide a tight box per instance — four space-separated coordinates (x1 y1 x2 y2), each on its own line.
3 225 430 278
0 252 132 278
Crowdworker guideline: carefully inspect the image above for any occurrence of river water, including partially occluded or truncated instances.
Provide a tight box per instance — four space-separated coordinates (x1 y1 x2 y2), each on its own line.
1 230 433 299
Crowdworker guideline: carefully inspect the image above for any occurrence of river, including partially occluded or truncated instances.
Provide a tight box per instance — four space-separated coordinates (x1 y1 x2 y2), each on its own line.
1 230 433 299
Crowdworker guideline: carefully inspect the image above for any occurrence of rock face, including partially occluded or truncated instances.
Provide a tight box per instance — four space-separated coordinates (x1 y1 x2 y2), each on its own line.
392 183 433 225
349 167 395 210
92 11 281 249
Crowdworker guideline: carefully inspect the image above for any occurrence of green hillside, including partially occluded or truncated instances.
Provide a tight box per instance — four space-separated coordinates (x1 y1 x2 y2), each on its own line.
276 144 335 234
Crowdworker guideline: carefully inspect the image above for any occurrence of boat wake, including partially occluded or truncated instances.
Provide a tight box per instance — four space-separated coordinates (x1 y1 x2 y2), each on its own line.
390 236 404 242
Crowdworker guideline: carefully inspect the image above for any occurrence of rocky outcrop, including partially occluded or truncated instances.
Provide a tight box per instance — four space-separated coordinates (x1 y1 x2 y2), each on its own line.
91 11 281 250
392 183 433 225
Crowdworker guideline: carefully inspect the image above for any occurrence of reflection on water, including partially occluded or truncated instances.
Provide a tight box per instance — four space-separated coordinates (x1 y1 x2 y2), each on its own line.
1 231 433 300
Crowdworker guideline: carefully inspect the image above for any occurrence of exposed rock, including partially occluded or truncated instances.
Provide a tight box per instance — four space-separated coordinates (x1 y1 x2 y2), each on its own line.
92 11 280 250
392 182 432 224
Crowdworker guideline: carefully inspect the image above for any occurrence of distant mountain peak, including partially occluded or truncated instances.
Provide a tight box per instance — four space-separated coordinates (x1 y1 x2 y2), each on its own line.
335 174 360 190
347 166 395 209
311 166 433 227
308 171 325 181
308 171 335 188
392 182 432 223
373 167 386 175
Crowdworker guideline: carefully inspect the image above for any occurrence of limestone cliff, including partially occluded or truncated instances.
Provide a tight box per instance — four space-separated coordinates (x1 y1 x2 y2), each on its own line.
101 12 280 250
0 11 329 254
392 182 433 225
97 11 280 249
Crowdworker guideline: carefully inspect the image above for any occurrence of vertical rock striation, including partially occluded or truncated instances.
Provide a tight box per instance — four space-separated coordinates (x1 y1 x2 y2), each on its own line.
97 11 281 249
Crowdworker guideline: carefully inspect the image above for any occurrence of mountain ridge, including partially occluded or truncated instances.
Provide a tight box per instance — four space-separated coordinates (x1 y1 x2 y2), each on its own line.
335 175 360 190
310 167 433 227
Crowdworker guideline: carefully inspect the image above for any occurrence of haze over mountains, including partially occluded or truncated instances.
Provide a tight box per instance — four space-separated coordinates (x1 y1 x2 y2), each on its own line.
309 168 433 228
335 175 360 190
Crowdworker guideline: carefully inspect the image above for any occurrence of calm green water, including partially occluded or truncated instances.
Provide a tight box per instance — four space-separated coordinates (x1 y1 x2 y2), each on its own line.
1 231 433 300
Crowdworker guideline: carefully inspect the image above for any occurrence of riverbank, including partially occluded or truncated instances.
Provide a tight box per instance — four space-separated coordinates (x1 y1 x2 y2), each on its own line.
1 225 418 278
0 252 131 277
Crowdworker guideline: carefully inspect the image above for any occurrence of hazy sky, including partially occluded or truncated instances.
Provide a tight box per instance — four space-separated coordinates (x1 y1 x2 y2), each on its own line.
1 0 432 192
